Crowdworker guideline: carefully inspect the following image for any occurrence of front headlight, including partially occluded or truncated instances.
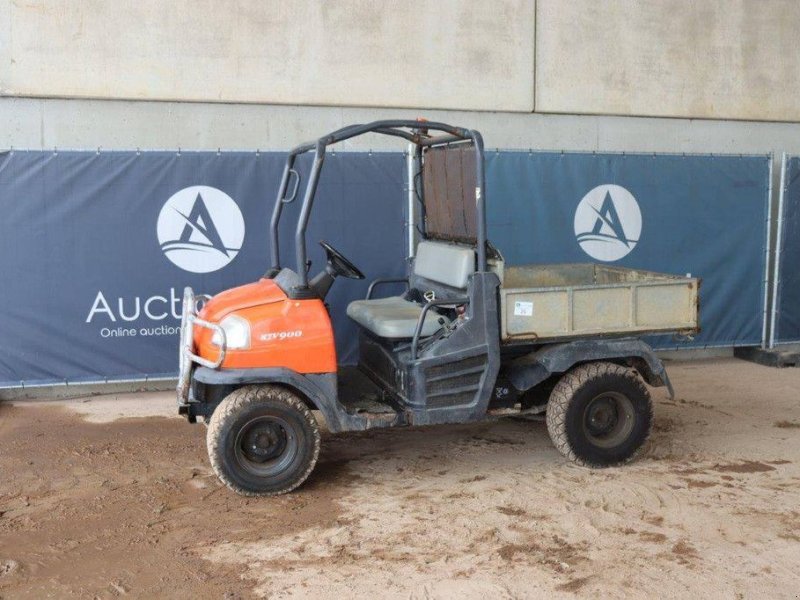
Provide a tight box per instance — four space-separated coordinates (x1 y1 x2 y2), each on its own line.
211 315 251 349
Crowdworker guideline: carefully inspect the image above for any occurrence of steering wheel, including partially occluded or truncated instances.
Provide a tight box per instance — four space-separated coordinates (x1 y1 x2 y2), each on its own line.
319 241 365 280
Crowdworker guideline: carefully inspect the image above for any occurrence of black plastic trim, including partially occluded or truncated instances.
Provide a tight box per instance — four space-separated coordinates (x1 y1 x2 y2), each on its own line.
506 338 674 399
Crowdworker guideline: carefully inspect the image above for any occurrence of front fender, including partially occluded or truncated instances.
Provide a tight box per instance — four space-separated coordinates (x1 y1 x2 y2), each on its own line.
506 338 674 399
192 366 353 432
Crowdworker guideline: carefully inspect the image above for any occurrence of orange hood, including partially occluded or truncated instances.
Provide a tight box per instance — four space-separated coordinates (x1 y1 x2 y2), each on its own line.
198 278 285 322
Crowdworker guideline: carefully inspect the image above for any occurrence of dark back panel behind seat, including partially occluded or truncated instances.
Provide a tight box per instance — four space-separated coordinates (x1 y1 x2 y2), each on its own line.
422 144 477 243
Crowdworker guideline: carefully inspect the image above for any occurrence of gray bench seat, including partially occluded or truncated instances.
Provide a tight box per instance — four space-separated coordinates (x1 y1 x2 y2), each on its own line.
346 296 449 339
347 241 475 340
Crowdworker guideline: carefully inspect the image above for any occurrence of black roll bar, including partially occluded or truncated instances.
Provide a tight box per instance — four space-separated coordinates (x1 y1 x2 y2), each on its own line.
294 141 326 285
269 154 296 272
268 120 488 289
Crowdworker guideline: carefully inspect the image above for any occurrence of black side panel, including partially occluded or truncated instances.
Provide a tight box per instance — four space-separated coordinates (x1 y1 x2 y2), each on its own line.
357 332 407 401
403 271 502 425
424 354 486 408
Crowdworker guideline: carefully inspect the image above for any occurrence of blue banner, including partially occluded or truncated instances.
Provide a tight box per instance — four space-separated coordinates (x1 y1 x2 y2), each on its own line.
0 151 406 386
771 156 800 345
486 152 771 349
0 149 772 386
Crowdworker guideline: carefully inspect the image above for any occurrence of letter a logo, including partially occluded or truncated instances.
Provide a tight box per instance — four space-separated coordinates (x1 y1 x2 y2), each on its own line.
177 194 232 258
574 184 642 262
157 185 245 273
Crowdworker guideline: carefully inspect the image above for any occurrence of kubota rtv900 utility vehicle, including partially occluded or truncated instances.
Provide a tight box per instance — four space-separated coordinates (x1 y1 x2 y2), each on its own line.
177 120 699 496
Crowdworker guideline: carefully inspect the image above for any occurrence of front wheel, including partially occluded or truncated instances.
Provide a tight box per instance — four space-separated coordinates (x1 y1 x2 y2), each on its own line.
546 362 652 467
206 385 321 496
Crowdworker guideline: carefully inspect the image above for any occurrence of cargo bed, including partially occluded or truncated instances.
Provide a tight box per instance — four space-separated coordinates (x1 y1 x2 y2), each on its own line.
499 263 699 342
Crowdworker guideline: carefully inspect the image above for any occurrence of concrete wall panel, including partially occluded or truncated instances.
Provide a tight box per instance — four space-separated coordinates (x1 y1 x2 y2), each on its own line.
5 97 800 157
536 0 800 121
1 0 535 112
0 0 10 94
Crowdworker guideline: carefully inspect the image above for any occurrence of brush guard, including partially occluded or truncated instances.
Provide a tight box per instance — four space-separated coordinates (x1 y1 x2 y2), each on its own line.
177 287 226 407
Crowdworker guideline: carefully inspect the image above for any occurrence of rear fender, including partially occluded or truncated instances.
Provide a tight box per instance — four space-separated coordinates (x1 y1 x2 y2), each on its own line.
506 338 674 399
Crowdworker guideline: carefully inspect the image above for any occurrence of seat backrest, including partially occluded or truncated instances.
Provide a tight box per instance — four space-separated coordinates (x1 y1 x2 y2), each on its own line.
413 241 475 289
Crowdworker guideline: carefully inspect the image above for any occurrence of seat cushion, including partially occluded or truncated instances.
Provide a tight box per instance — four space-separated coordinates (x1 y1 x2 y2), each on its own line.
346 296 449 339
414 241 475 289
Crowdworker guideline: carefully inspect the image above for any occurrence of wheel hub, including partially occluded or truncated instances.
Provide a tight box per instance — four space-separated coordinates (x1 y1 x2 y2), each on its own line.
586 398 619 436
582 391 635 449
241 421 288 463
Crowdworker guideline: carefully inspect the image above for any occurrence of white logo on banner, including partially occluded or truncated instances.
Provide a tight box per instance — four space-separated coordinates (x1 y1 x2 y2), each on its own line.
157 185 245 273
574 184 642 262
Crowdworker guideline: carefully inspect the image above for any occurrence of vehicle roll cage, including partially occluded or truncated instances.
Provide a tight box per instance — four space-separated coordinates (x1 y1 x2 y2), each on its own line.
268 119 487 290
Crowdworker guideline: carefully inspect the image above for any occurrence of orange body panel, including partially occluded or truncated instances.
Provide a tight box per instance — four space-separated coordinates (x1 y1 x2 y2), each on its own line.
194 279 337 374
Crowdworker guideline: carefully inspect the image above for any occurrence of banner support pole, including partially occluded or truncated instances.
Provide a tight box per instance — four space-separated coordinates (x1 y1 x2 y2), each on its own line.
761 155 774 349
769 153 788 349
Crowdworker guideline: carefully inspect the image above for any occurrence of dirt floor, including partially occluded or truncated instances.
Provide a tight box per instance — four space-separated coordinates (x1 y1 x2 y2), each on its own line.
1 358 799 599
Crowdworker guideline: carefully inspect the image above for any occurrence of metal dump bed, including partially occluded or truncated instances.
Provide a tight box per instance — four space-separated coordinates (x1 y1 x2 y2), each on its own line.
499 264 699 342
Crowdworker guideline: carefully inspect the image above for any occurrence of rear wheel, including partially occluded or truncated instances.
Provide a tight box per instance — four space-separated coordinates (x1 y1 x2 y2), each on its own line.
207 385 321 496
546 362 652 467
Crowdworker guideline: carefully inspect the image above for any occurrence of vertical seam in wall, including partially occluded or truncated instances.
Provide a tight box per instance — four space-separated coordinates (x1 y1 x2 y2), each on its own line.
532 0 537 113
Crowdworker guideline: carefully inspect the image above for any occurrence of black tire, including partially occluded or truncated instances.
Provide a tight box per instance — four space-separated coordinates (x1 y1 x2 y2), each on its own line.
206 385 321 496
546 362 652 467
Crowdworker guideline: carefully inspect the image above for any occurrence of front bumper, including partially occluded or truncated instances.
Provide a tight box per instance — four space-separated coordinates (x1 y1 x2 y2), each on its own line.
176 287 227 408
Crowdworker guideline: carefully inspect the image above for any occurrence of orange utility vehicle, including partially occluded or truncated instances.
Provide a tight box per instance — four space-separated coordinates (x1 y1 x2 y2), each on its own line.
177 120 699 496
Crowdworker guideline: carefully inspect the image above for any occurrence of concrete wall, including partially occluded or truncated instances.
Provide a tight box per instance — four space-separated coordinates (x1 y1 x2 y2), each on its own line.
0 0 534 112
536 0 800 121
3 1 800 122
5 97 800 157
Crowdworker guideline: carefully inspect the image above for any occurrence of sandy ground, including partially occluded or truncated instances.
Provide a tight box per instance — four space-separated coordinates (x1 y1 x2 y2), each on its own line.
0 358 799 599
